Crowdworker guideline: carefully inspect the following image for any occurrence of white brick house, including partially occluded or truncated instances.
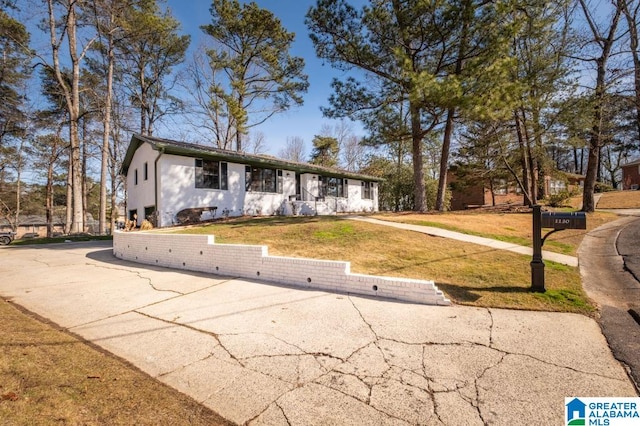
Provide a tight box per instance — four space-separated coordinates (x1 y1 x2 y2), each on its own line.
121 134 381 227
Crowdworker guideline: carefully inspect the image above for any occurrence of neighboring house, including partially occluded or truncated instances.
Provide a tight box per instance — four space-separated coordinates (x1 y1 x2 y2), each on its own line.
121 134 382 227
447 170 522 210
447 168 585 211
544 172 585 195
0 213 101 238
0 215 65 239
622 158 640 190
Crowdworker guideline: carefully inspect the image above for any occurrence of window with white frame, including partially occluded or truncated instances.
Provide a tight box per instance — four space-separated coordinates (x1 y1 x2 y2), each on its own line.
320 176 347 197
245 166 281 193
362 181 372 199
549 179 566 195
195 159 228 190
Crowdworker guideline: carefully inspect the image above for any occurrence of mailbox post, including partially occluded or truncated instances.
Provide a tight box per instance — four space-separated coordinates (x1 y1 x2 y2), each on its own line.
531 206 545 292
531 205 586 292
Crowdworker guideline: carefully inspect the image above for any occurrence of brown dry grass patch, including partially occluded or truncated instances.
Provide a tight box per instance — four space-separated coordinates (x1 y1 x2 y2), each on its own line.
0 299 231 426
180 216 594 314
596 190 640 209
373 210 618 256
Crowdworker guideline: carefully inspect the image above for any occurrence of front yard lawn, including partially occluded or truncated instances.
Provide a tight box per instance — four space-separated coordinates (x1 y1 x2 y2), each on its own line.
177 215 596 315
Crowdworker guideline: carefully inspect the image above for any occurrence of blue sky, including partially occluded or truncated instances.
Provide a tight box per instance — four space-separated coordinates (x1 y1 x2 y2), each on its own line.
164 0 363 155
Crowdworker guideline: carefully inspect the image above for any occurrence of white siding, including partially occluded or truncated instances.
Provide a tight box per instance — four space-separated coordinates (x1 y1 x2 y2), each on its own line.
156 155 246 227
344 179 378 213
127 143 157 225
126 141 380 227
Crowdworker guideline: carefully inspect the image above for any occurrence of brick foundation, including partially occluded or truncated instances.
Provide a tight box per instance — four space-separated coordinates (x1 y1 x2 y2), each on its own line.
113 231 450 306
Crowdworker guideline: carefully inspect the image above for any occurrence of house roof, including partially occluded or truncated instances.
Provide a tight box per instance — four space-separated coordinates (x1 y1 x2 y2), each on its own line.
622 158 640 168
0 215 66 227
121 134 383 182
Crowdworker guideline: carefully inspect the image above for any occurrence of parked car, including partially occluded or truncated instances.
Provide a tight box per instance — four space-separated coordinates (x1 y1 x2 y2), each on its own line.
0 231 16 245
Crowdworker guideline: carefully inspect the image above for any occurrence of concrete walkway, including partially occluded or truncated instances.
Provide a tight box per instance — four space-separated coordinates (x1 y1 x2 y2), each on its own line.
0 242 636 425
348 216 578 267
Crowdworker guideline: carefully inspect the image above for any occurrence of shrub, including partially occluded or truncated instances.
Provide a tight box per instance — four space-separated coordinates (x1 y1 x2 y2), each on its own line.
595 182 614 193
547 190 573 207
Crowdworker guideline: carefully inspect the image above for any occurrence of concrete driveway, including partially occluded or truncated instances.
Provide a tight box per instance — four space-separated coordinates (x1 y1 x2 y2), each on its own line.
0 242 636 425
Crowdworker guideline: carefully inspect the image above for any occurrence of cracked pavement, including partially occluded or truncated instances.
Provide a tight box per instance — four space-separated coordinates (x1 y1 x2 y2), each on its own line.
1 241 637 425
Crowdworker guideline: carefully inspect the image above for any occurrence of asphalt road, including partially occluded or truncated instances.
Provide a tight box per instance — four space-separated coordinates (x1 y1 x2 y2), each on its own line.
618 217 640 283
579 214 640 391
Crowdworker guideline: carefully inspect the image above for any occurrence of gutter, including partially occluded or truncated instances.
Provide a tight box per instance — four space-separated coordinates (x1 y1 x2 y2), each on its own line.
154 147 164 226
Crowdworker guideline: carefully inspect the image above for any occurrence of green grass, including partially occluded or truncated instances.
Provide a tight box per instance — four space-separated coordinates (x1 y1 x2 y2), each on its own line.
312 222 357 240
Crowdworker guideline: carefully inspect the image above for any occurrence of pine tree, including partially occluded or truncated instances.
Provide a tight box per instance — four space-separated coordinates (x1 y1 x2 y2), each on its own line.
201 0 308 152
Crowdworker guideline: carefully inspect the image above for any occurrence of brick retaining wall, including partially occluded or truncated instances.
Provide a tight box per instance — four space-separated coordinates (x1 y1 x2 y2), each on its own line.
113 231 450 306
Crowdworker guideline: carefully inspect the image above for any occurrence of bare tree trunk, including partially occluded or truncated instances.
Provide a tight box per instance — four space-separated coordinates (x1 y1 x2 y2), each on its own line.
14 140 23 232
236 93 244 152
139 67 147 135
392 0 427 212
82 120 89 233
65 158 72 234
109 128 121 233
98 5 116 234
99 57 113 234
579 0 621 212
46 160 54 238
436 107 455 211
531 107 547 200
622 0 640 139
47 0 87 233
436 0 471 211
520 109 538 204
410 102 426 211
514 110 533 206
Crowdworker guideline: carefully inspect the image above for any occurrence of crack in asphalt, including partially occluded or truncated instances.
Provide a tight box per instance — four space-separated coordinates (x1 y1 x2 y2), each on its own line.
66 285 624 426
487 309 495 347
473 351 508 424
255 301 622 425
133 310 244 368
275 402 292 426
60 268 630 425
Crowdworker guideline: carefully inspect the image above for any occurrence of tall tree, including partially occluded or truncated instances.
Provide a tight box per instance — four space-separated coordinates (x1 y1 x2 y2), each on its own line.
0 2 31 230
201 0 309 152
341 135 367 172
245 130 267 154
0 2 31 152
119 0 190 136
183 45 236 148
278 136 306 162
45 0 97 233
88 0 128 234
307 0 516 211
307 0 438 211
622 0 640 139
309 135 339 167
578 0 622 212
31 129 66 238
508 0 574 205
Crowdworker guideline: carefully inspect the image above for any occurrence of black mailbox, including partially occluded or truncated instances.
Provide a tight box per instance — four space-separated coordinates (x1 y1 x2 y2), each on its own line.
541 211 586 230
